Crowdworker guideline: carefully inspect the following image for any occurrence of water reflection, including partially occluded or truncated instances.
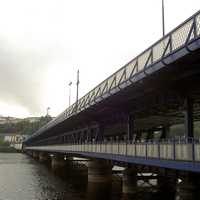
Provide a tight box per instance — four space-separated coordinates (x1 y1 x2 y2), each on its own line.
0 153 85 200
0 153 181 200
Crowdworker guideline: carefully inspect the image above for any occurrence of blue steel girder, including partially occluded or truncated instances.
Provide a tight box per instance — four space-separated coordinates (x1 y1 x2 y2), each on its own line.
26 148 200 173
25 10 200 144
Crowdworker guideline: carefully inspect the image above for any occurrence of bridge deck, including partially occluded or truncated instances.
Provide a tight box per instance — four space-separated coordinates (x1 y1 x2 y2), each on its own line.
25 138 200 172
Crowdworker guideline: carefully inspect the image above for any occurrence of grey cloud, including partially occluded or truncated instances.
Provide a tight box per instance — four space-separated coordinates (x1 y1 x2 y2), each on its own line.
0 42 65 116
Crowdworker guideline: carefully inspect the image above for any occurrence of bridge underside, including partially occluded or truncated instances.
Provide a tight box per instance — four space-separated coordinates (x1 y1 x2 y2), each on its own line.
28 46 200 144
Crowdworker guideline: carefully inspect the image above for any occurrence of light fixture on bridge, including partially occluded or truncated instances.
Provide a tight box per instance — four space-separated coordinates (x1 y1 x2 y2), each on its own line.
162 0 165 36
68 81 72 107
46 107 50 116
76 69 80 104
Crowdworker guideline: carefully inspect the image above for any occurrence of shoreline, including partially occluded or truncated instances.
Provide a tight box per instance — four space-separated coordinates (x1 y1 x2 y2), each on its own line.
0 147 20 153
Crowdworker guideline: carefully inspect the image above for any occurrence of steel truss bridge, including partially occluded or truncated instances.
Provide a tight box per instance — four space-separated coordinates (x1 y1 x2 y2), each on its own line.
24 10 200 172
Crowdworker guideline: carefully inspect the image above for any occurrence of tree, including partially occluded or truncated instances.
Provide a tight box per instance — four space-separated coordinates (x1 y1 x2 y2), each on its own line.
0 115 53 135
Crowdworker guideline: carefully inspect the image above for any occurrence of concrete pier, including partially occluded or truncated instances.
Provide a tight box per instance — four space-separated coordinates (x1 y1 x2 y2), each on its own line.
32 151 39 159
122 167 137 194
87 159 112 200
51 154 67 172
88 159 112 183
178 173 200 200
26 151 33 157
39 152 49 163
70 160 88 177
157 169 176 199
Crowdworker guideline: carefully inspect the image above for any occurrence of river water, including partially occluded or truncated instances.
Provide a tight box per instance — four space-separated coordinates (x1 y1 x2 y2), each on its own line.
0 153 175 200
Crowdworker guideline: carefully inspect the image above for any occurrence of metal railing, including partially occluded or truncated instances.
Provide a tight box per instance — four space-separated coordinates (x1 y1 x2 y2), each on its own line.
25 138 200 162
27 10 200 141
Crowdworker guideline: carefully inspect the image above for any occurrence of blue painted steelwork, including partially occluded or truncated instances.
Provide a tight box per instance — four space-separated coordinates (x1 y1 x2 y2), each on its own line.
25 10 200 143
28 148 200 173
25 137 200 172
24 10 200 174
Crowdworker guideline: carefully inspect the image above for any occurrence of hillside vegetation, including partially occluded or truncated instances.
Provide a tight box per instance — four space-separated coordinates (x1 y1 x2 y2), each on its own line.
0 116 52 135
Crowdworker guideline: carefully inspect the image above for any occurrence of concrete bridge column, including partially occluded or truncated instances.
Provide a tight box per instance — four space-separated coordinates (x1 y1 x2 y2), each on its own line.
26 151 33 157
157 169 177 199
51 154 67 172
178 173 200 200
88 159 112 183
39 152 49 163
70 161 88 177
87 159 112 200
32 151 39 159
122 167 137 194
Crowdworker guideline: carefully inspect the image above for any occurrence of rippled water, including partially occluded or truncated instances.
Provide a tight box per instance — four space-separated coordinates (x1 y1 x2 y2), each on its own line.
0 153 174 200
0 153 88 200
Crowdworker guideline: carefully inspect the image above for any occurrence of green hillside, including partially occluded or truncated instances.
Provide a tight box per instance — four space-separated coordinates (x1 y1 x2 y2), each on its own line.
0 116 52 135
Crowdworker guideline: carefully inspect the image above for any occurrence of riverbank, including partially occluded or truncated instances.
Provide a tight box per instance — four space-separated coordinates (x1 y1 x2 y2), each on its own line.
0 146 19 153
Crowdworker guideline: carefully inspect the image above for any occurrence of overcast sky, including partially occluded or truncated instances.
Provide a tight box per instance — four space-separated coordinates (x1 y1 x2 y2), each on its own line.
0 0 199 118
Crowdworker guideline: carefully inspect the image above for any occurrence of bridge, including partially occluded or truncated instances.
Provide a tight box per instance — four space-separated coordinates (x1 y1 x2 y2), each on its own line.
24 10 200 199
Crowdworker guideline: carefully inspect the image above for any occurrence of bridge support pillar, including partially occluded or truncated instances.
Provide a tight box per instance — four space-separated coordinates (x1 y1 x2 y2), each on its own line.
39 152 49 163
178 173 200 200
32 151 39 159
51 155 67 172
122 167 137 194
87 159 112 199
88 159 112 183
71 161 88 177
157 169 177 199
26 151 33 157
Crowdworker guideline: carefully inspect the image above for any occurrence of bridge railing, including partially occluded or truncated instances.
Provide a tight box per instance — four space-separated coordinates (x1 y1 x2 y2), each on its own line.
28 10 200 141
26 137 200 162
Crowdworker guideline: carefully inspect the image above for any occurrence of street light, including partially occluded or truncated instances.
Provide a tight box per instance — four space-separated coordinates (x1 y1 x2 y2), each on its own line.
76 69 80 103
75 69 80 112
46 107 50 116
162 0 165 36
68 81 72 107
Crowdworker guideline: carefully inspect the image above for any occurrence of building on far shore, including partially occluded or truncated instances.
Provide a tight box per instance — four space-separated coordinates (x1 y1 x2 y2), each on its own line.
0 133 28 143
0 116 41 124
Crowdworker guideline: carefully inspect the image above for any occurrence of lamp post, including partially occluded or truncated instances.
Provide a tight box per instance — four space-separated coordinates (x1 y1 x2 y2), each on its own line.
76 69 80 112
46 107 50 116
68 81 72 107
76 69 80 103
162 0 165 36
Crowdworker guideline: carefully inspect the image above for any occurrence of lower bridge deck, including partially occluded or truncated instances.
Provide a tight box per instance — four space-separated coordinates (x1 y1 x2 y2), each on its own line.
25 138 200 172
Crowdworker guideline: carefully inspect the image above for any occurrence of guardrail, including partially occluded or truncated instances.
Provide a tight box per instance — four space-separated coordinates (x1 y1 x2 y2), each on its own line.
26 138 200 162
27 10 200 141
